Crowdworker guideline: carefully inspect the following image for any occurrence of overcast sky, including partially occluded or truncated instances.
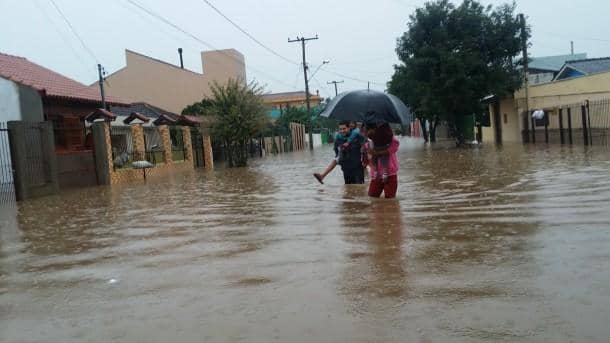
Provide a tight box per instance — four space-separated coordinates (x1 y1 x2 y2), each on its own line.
2 0 610 100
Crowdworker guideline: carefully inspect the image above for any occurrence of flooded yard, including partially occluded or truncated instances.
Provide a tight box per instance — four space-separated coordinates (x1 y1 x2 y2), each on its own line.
2 138 610 342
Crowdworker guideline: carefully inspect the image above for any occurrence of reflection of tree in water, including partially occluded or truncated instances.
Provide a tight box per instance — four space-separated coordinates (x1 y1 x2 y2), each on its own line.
339 189 409 311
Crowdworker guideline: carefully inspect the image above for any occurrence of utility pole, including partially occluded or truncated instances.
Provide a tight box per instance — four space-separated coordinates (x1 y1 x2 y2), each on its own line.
97 64 106 110
327 80 344 96
520 14 529 119
570 41 574 55
289 35 318 150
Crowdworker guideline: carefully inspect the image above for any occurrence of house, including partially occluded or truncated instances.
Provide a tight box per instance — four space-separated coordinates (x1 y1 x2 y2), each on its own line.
554 57 610 81
262 91 323 119
483 56 610 144
528 53 587 85
100 102 204 164
97 49 246 114
0 52 126 151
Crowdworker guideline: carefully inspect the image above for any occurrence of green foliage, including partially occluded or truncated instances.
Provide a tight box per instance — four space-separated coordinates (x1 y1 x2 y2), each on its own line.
181 99 214 116
273 105 337 133
183 78 268 167
388 0 525 130
275 107 310 129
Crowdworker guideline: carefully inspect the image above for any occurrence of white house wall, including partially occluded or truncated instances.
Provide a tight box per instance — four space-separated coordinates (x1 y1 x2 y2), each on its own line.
0 77 22 122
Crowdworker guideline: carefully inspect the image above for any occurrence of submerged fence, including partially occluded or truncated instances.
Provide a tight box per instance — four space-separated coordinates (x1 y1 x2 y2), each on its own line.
524 99 610 146
0 122 15 204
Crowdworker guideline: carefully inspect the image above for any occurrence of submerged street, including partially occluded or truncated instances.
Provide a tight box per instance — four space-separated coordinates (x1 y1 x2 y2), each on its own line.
2 138 610 342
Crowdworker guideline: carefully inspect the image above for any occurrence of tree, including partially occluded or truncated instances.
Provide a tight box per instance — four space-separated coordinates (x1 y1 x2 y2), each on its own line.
275 105 336 132
275 106 310 129
182 99 214 116
184 78 268 167
388 0 525 144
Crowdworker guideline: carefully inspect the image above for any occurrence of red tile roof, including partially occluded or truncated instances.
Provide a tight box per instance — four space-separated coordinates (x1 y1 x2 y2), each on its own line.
123 111 151 124
84 108 117 122
0 52 126 105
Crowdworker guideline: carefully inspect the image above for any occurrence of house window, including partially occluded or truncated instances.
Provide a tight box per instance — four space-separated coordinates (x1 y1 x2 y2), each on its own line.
503 114 508 124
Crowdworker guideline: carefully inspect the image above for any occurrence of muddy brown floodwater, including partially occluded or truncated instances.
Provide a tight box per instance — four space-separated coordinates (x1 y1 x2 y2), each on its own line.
2 138 610 342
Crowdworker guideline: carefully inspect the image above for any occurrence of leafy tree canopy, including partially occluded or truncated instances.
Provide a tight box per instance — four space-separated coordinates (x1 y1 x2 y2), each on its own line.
388 0 526 126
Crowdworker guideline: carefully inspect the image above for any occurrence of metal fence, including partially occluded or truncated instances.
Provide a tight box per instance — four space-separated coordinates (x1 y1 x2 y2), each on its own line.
525 99 610 146
109 126 134 170
169 126 185 162
144 126 163 165
0 122 15 204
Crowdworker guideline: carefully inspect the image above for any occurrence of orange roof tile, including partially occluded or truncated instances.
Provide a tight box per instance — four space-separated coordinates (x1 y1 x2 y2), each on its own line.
0 52 126 105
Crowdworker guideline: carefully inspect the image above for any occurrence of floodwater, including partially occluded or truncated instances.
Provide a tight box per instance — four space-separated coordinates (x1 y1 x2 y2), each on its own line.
2 138 610 342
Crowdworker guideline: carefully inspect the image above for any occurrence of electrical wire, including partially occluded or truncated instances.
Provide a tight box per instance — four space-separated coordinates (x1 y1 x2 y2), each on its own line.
123 0 299 90
198 0 300 66
49 0 99 63
33 0 93 76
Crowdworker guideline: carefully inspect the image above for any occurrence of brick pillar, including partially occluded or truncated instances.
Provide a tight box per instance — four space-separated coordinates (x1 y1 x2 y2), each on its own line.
182 126 193 165
203 135 214 170
131 124 145 161
158 125 172 164
92 121 112 185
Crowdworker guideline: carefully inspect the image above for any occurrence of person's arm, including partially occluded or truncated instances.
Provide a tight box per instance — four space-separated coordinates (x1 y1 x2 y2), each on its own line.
345 128 360 143
370 138 398 156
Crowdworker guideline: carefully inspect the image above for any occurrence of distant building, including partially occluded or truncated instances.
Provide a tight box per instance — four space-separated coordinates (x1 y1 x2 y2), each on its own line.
97 49 246 114
554 57 610 81
527 53 587 85
482 54 610 144
262 91 323 119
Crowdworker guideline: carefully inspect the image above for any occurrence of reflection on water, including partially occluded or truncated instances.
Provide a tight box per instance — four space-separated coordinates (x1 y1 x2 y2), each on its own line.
2 139 610 342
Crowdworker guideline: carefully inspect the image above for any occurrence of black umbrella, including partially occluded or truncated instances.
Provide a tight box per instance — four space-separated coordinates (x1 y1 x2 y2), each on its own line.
319 89 412 125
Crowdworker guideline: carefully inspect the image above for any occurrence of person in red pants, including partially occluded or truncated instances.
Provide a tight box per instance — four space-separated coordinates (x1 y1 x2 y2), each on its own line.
365 122 400 198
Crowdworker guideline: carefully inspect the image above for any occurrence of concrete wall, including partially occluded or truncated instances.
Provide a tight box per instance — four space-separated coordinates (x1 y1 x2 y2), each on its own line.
0 77 22 122
17 84 43 122
0 78 44 122
101 49 247 114
515 70 610 110
304 133 323 148
487 71 610 144
483 97 521 143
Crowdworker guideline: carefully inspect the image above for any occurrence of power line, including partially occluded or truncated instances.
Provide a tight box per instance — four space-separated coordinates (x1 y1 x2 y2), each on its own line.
49 0 99 63
198 0 300 66
334 55 397 65
327 80 344 96
32 0 92 76
123 0 299 90
115 0 193 49
318 67 387 87
197 0 386 88
310 75 333 98
292 67 303 89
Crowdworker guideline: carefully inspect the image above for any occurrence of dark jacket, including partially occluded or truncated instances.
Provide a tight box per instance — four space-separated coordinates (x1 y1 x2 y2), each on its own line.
334 131 365 172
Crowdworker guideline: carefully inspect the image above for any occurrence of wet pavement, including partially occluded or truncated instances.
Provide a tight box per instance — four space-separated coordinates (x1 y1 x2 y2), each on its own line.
1 138 610 342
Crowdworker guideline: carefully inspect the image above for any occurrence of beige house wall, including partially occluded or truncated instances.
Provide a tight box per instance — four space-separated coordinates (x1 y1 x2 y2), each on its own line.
487 71 610 143
98 49 246 114
483 97 520 143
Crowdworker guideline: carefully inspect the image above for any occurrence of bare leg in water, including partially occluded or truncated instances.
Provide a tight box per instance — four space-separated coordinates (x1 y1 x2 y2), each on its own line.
313 159 338 184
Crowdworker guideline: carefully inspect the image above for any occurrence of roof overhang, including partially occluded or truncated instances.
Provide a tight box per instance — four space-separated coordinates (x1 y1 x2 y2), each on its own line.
85 108 117 122
123 111 151 125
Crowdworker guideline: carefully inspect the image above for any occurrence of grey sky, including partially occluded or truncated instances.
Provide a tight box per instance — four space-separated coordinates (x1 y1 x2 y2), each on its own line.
2 0 610 100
